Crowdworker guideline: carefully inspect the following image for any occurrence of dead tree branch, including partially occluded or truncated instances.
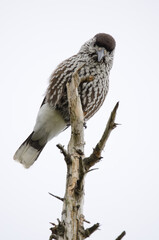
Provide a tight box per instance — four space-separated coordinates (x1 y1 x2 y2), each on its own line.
48 192 64 202
56 65 87 240
49 64 122 239
83 223 100 238
84 102 119 171
115 231 126 240
56 144 72 165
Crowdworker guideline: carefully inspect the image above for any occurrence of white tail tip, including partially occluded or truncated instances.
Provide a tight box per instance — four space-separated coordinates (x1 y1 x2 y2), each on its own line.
14 143 41 168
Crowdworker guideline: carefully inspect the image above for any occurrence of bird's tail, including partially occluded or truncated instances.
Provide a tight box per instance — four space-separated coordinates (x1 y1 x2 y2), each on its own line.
13 132 46 168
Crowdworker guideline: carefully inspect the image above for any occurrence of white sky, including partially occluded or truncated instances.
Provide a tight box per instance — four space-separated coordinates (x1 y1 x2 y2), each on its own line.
1 0 159 239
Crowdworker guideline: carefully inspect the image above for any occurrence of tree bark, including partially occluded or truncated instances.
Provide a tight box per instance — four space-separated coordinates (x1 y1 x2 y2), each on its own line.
49 66 125 240
59 68 86 240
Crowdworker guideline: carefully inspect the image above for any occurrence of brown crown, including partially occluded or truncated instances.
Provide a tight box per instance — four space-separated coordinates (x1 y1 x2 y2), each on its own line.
95 33 116 52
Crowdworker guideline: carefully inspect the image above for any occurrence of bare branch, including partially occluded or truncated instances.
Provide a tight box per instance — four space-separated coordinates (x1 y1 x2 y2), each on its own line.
48 192 64 202
83 219 91 224
115 231 126 240
50 64 122 239
86 167 99 174
84 102 119 170
56 144 67 157
83 223 100 238
56 144 72 165
53 65 87 240
49 233 57 240
49 220 65 239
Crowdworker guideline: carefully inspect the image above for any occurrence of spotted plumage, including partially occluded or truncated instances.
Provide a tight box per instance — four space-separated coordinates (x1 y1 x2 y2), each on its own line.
14 33 116 168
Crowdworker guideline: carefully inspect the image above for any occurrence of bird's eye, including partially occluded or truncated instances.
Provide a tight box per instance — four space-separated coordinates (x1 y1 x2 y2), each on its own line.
91 41 96 48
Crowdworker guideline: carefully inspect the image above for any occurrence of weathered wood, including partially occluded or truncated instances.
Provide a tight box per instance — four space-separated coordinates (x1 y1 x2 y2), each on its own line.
115 231 126 240
49 65 124 240
59 67 86 240
84 102 119 171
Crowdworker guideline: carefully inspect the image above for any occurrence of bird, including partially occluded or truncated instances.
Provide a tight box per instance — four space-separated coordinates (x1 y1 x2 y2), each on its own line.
13 33 116 168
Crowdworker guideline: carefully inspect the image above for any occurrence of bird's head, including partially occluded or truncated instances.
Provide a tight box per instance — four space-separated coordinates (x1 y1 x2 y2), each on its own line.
79 33 116 65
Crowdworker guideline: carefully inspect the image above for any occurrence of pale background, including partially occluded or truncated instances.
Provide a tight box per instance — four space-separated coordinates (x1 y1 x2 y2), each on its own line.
0 0 159 239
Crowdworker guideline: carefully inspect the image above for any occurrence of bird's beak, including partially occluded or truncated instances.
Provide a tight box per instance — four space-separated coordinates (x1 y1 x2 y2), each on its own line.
97 48 105 62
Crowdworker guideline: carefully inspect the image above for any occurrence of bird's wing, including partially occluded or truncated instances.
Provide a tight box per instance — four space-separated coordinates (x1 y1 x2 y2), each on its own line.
45 56 78 108
38 63 69 110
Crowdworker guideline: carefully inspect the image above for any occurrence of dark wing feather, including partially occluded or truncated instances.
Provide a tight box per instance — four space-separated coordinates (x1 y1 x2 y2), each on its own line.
46 56 78 108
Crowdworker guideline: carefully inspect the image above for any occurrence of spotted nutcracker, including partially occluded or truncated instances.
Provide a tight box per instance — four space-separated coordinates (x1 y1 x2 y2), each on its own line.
14 33 116 168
